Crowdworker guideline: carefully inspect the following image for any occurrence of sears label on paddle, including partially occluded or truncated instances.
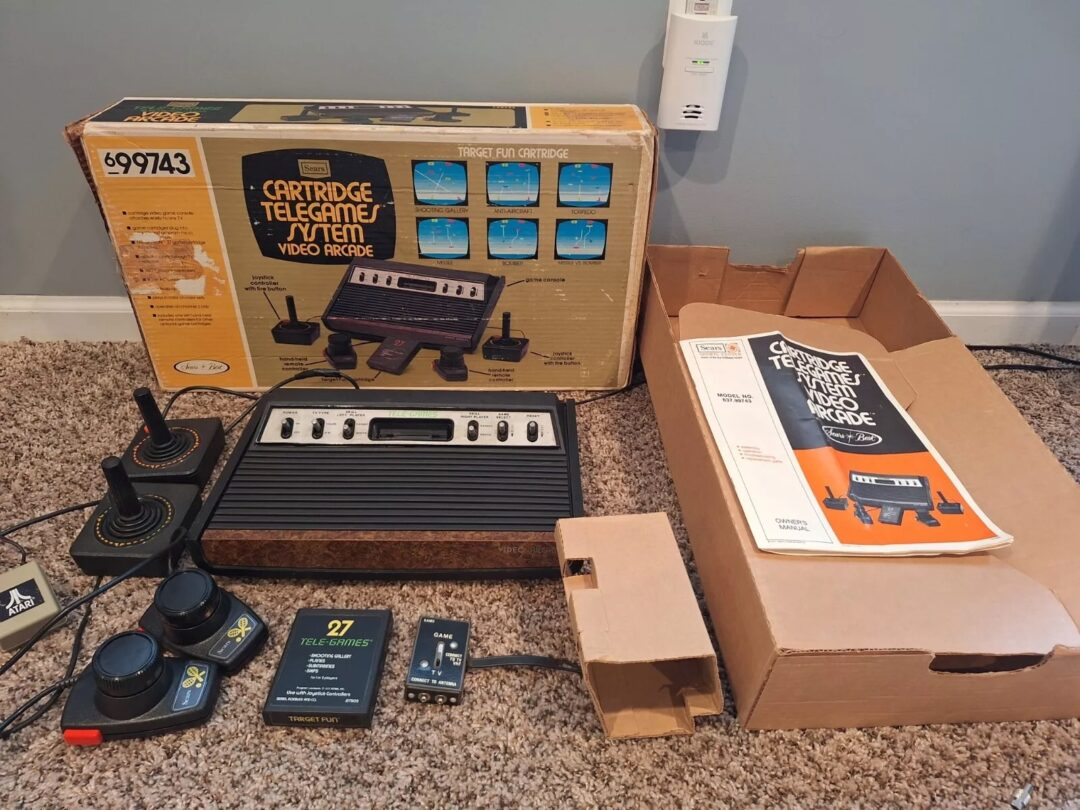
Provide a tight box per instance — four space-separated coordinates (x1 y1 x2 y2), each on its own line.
243 149 396 263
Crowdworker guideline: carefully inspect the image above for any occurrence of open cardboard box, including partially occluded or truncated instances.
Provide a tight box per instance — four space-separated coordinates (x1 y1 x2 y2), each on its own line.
640 245 1080 729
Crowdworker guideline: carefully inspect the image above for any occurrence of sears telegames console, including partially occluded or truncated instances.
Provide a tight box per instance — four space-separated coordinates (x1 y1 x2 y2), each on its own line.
190 388 582 578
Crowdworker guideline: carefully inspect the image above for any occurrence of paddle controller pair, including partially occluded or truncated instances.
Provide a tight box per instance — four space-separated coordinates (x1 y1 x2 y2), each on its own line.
61 568 267 746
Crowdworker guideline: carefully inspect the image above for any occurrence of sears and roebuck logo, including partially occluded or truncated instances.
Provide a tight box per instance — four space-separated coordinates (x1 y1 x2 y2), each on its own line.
696 341 743 359
298 159 331 179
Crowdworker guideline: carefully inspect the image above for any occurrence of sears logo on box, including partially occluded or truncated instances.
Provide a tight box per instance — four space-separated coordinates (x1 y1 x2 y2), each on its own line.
242 149 396 264
298 159 331 179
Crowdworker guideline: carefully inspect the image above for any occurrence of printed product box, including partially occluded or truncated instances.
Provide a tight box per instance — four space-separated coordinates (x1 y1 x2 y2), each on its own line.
641 244 1080 729
66 99 656 391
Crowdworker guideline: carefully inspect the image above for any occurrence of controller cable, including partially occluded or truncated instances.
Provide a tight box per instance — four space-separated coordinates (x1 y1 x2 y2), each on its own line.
969 345 1080 373
0 531 186 679
224 368 361 434
160 385 258 418
0 370 357 736
468 655 582 675
0 532 187 738
574 368 648 407
0 579 99 739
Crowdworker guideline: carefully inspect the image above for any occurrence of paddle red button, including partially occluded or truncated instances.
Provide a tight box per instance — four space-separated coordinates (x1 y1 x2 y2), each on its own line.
63 728 103 746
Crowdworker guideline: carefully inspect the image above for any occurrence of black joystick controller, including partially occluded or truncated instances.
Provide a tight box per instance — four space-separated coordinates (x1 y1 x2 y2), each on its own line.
434 346 469 382
101 457 165 540
482 312 529 362
70 457 202 577
60 630 221 746
324 333 358 370
121 387 224 487
139 569 267 675
271 295 320 346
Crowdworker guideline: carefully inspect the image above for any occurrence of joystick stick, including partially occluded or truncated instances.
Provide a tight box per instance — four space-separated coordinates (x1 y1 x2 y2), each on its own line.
70 457 202 577
324 333 358 370
434 347 469 382
482 312 529 362
139 569 267 675
60 630 221 746
271 295 320 346
121 387 224 487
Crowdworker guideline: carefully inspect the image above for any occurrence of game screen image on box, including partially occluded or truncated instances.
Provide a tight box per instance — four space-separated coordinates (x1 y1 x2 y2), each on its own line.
555 219 607 260
416 217 470 259
486 162 540 206
488 219 539 260
557 162 612 207
413 160 468 205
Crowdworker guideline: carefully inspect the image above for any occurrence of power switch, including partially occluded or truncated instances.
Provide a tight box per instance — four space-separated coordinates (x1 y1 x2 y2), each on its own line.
280 418 294 439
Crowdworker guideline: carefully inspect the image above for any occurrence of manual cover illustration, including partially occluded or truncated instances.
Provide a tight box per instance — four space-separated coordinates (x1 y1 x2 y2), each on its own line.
681 333 1012 555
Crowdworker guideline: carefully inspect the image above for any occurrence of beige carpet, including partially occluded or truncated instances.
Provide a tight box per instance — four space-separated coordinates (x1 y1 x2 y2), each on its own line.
0 340 1077 809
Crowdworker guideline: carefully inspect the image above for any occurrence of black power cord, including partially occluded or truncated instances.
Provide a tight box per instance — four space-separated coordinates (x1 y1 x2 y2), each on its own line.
969 344 1080 373
468 655 582 675
0 536 28 565
1 501 101 537
0 578 100 739
0 500 100 615
161 386 259 418
0 531 186 679
575 367 648 407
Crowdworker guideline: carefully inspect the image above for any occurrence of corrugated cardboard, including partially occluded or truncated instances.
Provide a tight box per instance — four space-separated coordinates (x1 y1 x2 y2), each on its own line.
556 513 723 738
65 98 656 392
640 244 1080 730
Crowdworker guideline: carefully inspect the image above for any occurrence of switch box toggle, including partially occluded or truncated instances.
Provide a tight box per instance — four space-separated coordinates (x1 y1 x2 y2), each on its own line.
405 616 470 706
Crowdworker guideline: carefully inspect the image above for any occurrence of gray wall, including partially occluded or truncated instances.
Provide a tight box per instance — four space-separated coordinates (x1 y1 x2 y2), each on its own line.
2 0 1078 301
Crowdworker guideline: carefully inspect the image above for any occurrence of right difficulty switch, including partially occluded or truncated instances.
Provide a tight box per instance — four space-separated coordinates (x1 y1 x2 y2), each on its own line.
482 312 529 362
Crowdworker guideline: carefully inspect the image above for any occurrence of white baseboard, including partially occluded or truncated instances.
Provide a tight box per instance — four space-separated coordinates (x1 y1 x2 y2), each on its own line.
1 295 1078 346
931 300 1080 346
0 296 141 341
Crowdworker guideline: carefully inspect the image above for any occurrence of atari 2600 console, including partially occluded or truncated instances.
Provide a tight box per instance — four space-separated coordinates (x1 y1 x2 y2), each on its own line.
188 389 582 578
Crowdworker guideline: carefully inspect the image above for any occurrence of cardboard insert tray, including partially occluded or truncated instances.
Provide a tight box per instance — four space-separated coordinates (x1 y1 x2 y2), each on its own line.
640 244 1080 730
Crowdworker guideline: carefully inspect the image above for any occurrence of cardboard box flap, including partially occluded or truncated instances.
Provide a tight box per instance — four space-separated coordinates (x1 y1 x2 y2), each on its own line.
556 513 723 738
893 337 1080 627
646 245 731 314
748 646 1080 729
860 252 953 350
678 302 917 410
751 551 1080 656
784 247 886 318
